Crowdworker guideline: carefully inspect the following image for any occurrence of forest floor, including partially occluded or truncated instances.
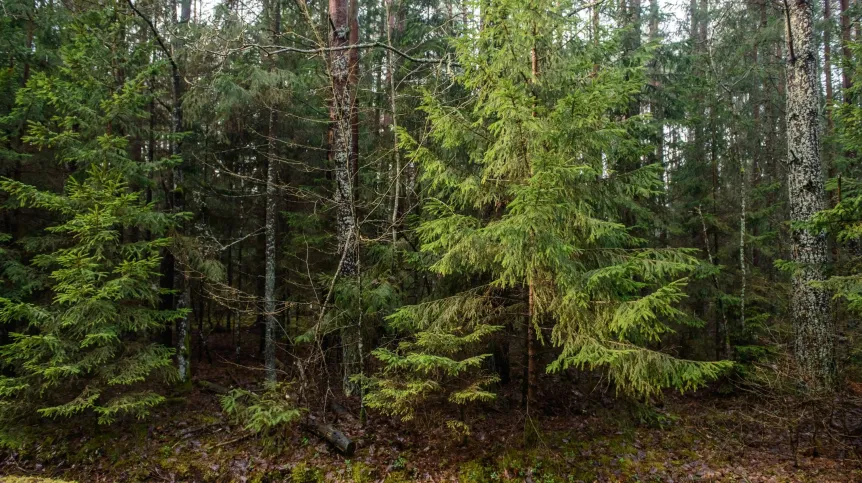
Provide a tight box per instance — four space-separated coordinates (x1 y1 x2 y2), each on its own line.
2 333 862 483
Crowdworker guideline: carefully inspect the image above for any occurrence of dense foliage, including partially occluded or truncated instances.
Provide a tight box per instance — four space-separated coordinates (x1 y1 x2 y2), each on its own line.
0 4 185 441
0 0 859 448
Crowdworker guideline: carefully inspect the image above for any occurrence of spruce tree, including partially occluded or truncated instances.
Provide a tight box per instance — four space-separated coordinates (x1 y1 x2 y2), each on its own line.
0 6 184 438
0 165 182 426
363 0 731 424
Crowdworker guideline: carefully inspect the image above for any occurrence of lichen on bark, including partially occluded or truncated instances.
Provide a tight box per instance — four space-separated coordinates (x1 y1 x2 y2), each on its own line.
784 0 835 391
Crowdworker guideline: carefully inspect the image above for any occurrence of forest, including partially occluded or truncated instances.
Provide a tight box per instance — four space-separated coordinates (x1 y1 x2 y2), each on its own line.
1 0 862 481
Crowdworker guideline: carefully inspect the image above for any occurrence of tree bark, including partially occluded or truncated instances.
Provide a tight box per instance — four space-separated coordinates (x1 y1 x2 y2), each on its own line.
304 417 355 455
263 0 281 383
784 0 835 390
825 0 835 136
349 0 359 189
825 0 842 267
629 0 642 120
840 0 853 95
840 0 854 215
523 31 540 414
751 0 768 270
524 281 537 410
172 0 192 385
329 0 361 396
649 0 663 229
235 235 244 364
226 224 233 332
385 0 402 244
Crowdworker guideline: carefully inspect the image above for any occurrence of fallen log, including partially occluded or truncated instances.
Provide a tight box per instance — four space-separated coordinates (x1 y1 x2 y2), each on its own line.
303 417 355 456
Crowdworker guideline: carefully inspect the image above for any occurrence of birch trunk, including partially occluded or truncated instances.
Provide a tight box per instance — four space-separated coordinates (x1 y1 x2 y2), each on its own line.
329 0 361 396
784 0 835 390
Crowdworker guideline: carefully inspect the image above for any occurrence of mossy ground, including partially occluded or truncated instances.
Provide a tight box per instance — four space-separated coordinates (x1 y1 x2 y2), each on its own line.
2 340 860 482
0 478 78 483
3 394 860 482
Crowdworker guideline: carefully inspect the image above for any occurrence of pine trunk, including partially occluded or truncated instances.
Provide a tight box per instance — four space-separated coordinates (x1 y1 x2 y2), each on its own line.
784 0 835 390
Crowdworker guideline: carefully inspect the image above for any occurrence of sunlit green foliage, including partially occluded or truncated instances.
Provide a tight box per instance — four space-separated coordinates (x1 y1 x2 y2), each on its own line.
221 382 305 434
363 0 730 421
0 7 183 434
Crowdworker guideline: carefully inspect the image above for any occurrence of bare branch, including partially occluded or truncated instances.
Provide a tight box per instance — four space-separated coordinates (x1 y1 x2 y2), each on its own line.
266 41 455 66
126 0 179 73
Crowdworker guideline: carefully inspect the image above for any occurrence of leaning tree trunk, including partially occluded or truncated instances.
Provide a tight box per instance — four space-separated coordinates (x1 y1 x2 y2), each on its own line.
329 0 361 396
784 0 834 391
263 0 281 383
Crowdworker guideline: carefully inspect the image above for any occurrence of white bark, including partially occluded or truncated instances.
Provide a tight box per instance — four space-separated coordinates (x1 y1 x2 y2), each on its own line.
330 0 361 396
176 281 191 383
263 120 278 382
784 0 834 389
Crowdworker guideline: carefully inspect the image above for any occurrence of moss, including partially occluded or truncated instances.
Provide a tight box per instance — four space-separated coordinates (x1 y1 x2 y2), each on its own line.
156 449 204 480
349 460 375 483
382 470 412 483
1 478 78 483
291 461 324 483
485 447 572 482
497 449 530 477
458 460 490 482
196 414 221 425
120 466 154 483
